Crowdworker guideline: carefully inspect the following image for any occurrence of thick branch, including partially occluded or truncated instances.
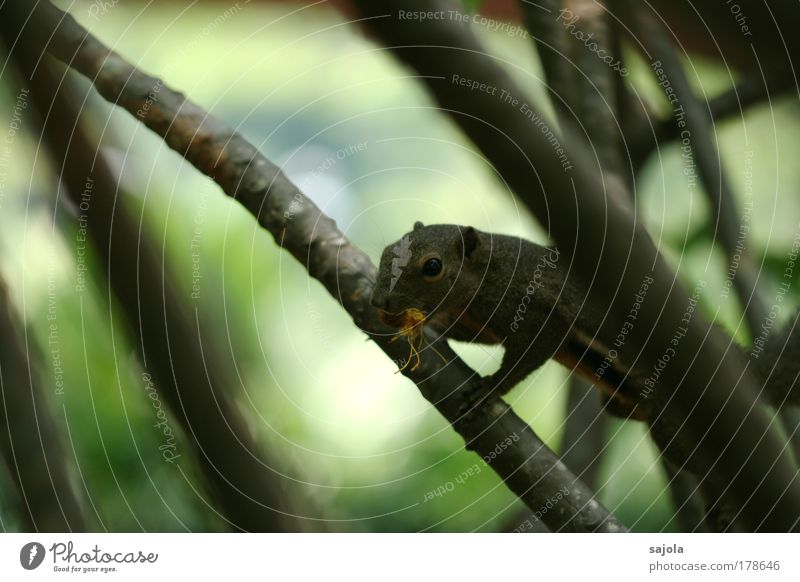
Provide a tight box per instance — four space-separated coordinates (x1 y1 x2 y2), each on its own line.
40 82 299 533
31 2 624 532
523 3 702 531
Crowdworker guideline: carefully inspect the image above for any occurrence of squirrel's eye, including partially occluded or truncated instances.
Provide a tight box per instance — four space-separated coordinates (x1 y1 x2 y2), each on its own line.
422 258 442 278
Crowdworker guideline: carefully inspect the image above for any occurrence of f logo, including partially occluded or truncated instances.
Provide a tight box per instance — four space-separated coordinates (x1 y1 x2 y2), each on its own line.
19 542 45 570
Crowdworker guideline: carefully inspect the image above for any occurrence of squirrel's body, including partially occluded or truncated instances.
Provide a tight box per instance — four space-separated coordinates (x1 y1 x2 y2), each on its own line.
372 223 646 416
372 223 800 417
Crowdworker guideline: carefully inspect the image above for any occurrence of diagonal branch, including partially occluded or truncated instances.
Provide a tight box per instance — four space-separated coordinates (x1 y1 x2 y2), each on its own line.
28 1 624 532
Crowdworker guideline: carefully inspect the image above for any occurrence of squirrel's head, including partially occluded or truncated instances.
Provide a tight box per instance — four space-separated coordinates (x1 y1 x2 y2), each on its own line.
371 221 484 319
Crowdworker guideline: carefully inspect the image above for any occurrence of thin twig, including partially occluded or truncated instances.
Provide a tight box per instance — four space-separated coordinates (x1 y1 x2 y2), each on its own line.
627 76 794 173
661 459 706 532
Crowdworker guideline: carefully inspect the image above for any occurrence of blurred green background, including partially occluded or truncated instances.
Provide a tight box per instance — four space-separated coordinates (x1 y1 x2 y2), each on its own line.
0 0 798 532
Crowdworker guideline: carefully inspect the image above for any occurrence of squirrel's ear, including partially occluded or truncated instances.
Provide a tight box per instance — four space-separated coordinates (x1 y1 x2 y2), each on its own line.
413 221 424 231
463 226 480 259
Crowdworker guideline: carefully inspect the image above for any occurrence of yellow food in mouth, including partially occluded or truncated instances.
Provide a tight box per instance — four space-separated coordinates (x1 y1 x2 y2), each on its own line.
379 308 426 372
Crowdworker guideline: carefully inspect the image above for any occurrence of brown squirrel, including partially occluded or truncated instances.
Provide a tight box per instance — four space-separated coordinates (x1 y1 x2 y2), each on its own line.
371 223 799 418
371 222 652 418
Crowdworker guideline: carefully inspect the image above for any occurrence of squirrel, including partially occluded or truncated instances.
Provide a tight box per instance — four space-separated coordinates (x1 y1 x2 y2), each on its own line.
371 222 800 419
371 222 653 419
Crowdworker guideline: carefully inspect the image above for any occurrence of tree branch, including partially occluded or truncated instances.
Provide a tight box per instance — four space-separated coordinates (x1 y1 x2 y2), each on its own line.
661 458 706 532
565 0 626 177
560 377 608 488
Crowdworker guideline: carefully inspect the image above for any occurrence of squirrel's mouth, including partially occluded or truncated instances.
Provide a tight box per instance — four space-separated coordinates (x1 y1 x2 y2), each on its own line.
378 308 428 372
377 308 427 329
